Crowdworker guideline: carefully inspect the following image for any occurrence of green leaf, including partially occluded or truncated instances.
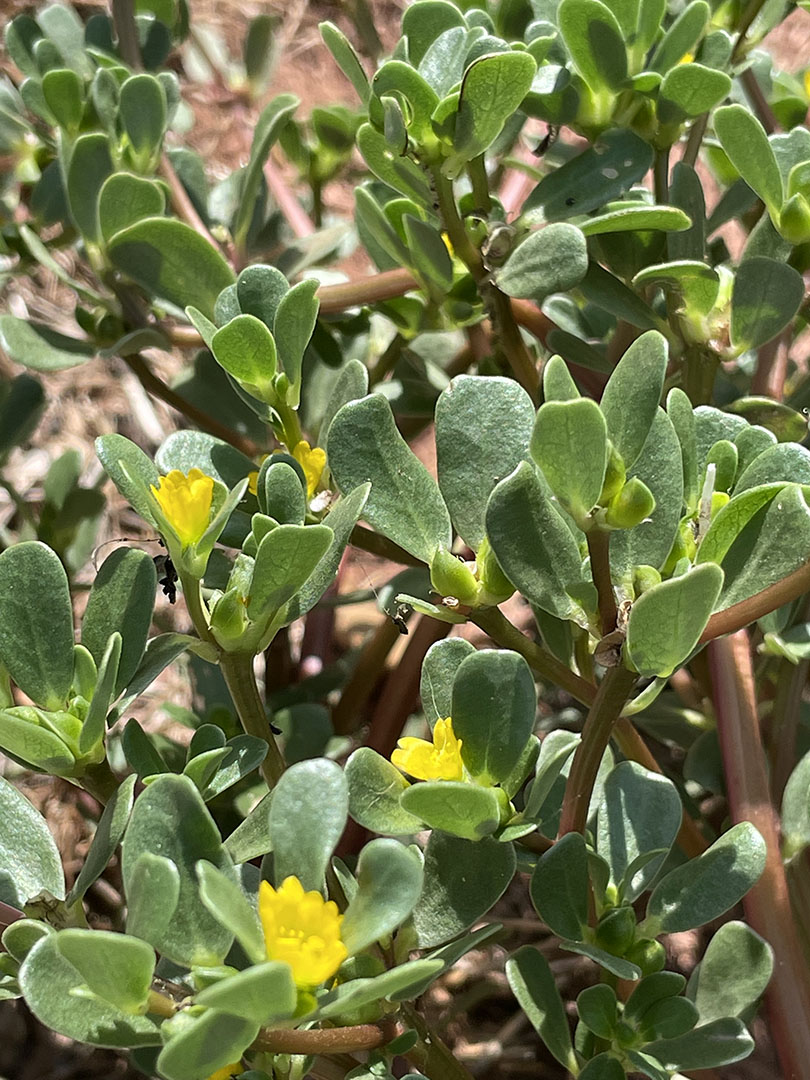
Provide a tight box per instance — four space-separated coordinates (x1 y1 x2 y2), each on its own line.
563 940 641 979
506 946 575 1072
0 541 73 709
580 206 691 236
580 262 662 332
124 851 179 945
714 105 783 220
224 793 273 864
530 832 589 940
642 822 766 935
56 929 155 1014
486 461 593 623
601 331 668 470
41 68 83 132
730 257 804 352
371 62 438 143
658 64 731 121
211 314 277 393
626 564 723 677
782 749 810 860
726 398 807 444
0 373 44 461
249 523 333 619
669 162 706 262
558 0 627 91
420 638 476 728
80 632 121 754
356 123 434 205
435 375 534 550
452 650 536 785
19 935 161 1048
531 397 607 523
402 1 465 66
525 730 580 821
82 547 156 695
328 394 452 563
404 215 454 299
269 758 348 892
157 1010 259 1080
494 224 588 301
193 962 296 1025
111 633 209 723
121 775 236 966
400 781 502 839
233 94 299 251
341 839 424 953
36 3 92 76
698 484 810 611
67 133 113 242
345 748 424 836
597 762 681 901
202 736 269 801
320 22 369 101
119 74 167 161
579 1053 625 1080
577 984 618 1039
66 775 137 905
542 355 580 401
244 14 277 94
644 1017 754 1070
413 832 516 946
274 278 320 406
735 444 810 492
196 860 265 965
98 172 165 245
650 0 709 74
523 129 654 222
315 958 444 1018
691 921 773 1022
156 431 255 490
0 708 75 775
2 920 54 964
632 260 720 318
0 775 64 906
0 316 94 372
449 50 537 171
108 218 235 321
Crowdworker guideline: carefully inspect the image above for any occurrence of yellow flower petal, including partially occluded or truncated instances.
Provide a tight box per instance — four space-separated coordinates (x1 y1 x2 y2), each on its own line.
247 470 259 496
150 469 214 547
258 876 347 987
391 716 464 782
292 440 327 497
206 1065 244 1080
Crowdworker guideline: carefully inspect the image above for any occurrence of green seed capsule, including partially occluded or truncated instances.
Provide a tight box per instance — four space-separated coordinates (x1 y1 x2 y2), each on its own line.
624 938 667 975
605 477 656 529
595 905 637 955
430 545 480 606
476 536 515 604
600 441 627 505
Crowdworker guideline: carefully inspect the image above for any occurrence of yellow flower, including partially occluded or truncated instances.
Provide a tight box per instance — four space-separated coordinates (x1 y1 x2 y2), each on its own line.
392 716 464 782
678 51 694 64
258 876 347 987
206 1065 244 1080
291 440 326 497
150 469 214 547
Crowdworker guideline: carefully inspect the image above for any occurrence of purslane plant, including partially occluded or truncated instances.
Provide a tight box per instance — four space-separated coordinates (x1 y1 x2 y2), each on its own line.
2 0 810 1078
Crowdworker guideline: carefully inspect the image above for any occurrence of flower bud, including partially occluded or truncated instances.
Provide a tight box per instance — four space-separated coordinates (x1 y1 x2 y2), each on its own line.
779 192 810 245
632 564 661 596
430 545 480 606
662 517 697 575
624 937 667 975
599 441 626 505
604 477 655 529
210 589 249 648
594 905 637 955
476 536 515 605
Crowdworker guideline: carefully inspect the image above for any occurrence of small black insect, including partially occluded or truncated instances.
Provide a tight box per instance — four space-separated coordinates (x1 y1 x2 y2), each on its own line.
154 551 178 605
389 601 411 636
534 124 560 156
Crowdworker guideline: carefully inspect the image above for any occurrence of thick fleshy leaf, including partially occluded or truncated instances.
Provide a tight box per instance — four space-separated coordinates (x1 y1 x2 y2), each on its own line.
108 218 235 320
319 21 369 101
156 1010 259 1080
66 132 113 241
193 962 296 1025
118 74 166 160
597 762 681 901
66 775 137 905
730 257 804 352
98 172 165 245
495 224 588 302
400 781 502 840
530 832 589 940
658 64 731 121
714 105 783 219
691 921 773 1023
531 397 607 523
211 314 276 391
435 375 534 550
644 1017 754 1070
356 123 433 205
626 564 723 677
449 50 537 171
248 524 333 619
328 394 451 562
55 930 155 1014
82 547 156 695
580 205 691 236
523 129 654 222
95 433 160 525
506 947 575 1072
0 541 73 710
233 94 299 251
452 650 537 785
642 822 766 935
196 860 265 965
156 431 254 490
486 461 594 623
402 0 465 66
649 0 709 74
345 748 423 836
341 839 424 953
224 793 273 864
0 373 45 460
782 749 810 860
371 62 438 143
558 0 627 91
420 638 476 728
19 935 161 1048
413 832 516 947
600 331 668 470
269 758 348 892
0 316 94 372
0 775 64 906
121 775 236 966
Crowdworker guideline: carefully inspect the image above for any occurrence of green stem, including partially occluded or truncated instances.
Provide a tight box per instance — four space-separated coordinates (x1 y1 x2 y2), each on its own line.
653 147 670 204
587 528 617 636
220 652 286 787
467 155 491 213
707 632 810 1080
471 606 596 705
682 113 709 169
558 665 637 836
682 344 719 406
274 400 303 453
731 0 771 61
179 573 215 645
